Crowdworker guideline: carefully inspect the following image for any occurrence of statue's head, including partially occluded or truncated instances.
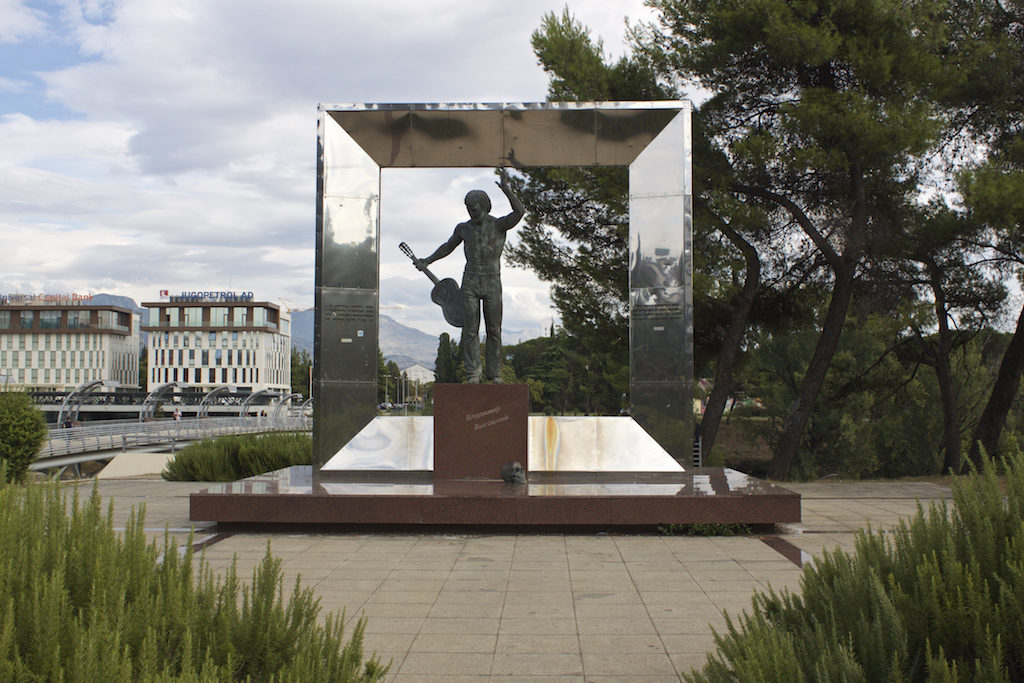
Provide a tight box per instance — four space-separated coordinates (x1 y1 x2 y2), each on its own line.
464 190 491 221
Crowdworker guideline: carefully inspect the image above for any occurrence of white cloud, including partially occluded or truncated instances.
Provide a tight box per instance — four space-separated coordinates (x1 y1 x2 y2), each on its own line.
1 0 653 334
0 0 47 43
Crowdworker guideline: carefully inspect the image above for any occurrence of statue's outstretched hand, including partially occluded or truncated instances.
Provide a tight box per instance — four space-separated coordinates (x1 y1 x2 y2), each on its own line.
496 167 511 193
413 258 428 271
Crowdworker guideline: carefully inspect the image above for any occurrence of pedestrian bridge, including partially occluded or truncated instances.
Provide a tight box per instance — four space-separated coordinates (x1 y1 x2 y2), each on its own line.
33 416 310 476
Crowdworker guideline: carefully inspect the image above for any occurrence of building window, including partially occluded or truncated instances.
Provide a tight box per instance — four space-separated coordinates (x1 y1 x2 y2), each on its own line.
0 312 9 328
211 307 228 326
188 349 195 366
215 349 222 365
201 350 208 365
253 307 267 327
184 307 202 327
39 311 60 329
165 308 179 327
233 308 247 326
20 311 34 329
209 368 215 383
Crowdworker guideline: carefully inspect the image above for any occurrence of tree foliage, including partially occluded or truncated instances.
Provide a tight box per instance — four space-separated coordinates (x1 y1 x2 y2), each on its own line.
518 1 1024 478
291 348 311 398
0 391 47 483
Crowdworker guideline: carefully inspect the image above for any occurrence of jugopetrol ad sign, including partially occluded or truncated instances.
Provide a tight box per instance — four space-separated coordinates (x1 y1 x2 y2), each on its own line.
161 290 255 303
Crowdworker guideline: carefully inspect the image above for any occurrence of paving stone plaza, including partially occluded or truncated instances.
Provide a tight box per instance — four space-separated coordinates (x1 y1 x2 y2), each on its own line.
83 473 953 681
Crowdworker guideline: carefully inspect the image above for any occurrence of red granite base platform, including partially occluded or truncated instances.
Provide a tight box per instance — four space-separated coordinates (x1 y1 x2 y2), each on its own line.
189 466 801 529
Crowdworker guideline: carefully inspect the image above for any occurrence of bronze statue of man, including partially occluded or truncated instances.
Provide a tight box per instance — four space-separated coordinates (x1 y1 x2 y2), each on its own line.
415 169 525 383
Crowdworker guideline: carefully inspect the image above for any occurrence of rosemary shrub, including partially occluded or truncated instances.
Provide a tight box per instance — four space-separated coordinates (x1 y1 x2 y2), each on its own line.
0 473 387 681
162 432 312 482
688 451 1024 682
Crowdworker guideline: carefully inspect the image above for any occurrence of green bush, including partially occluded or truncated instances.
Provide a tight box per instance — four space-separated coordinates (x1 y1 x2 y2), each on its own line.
687 451 1024 681
0 474 387 680
162 433 312 482
0 391 48 483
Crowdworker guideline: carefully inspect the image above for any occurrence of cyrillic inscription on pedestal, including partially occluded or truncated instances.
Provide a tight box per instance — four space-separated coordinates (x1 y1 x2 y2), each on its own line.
433 384 528 480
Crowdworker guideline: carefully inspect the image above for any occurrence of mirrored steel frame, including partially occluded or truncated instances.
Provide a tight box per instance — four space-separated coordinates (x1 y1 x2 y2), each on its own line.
315 102 694 483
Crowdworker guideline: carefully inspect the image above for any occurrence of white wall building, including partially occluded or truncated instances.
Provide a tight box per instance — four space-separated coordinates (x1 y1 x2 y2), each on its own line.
142 293 290 394
0 297 140 391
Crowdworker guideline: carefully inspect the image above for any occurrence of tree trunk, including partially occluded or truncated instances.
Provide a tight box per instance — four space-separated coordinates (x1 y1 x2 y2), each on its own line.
929 265 961 473
967 302 1024 468
767 261 857 480
700 223 761 457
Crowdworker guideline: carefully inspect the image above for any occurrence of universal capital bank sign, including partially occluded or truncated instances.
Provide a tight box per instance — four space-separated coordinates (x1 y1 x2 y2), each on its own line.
0 293 94 305
160 290 255 303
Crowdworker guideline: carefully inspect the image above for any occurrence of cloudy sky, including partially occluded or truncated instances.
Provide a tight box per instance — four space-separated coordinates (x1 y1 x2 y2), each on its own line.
0 0 657 339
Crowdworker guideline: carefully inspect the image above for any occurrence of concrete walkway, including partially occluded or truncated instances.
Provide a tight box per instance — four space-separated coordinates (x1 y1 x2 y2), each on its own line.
78 475 953 681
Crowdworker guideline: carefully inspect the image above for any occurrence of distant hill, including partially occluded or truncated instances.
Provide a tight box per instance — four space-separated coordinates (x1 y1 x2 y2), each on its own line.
91 294 147 350
289 310 439 370
90 293 147 320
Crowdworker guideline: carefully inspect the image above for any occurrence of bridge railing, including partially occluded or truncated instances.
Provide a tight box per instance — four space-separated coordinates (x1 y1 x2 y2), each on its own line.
33 416 311 469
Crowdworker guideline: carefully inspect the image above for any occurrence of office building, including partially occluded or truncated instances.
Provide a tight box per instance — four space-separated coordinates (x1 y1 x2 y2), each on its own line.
141 292 290 394
0 295 140 391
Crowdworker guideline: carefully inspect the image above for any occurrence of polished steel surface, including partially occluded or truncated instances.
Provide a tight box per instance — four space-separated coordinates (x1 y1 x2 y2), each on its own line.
321 416 433 470
628 104 694 460
322 416 683 473
318 289 377 382
315 102 693 475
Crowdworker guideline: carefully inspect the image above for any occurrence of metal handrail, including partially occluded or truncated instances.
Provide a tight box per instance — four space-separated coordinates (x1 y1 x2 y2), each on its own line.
32 416 310 470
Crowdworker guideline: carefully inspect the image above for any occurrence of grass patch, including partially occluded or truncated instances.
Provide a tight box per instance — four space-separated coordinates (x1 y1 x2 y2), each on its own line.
687 450 1024 681
162 432 311 482
0 471 387 680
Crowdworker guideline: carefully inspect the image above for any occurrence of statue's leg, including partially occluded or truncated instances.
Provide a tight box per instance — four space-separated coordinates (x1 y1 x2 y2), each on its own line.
482 278 502 381
461 281 482 383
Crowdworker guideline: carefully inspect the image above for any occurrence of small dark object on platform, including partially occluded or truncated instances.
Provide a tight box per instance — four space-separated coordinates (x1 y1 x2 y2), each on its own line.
501 461 526 484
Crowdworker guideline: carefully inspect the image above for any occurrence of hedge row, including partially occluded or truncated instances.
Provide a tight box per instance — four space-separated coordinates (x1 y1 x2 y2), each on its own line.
162 433 311 482
0 472 387 680
689 451 1024 682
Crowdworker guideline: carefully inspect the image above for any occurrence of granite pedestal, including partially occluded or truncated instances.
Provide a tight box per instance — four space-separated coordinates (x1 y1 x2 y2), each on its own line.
190 385 800 529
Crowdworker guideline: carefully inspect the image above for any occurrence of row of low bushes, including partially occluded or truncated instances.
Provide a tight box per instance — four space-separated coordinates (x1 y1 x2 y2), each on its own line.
0 469 387 681
688 450 1024 682
162 432 312 482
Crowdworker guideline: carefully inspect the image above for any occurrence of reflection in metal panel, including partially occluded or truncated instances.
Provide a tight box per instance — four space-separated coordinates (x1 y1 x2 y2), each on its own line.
321 416 683 473
315 102 693 479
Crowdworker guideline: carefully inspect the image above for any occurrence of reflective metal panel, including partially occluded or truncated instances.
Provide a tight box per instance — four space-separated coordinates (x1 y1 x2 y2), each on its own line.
630 381 694 462
316 101 693 472
410 110 503 167
595 109 678 166
321 196 379 289
502 109 597 168
630 293 688 381
319 288 377 383
323 112 379 199
330 109 415 167
528 416 684 472
322 416 434 470
314 381 377 472
629 112 689 198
